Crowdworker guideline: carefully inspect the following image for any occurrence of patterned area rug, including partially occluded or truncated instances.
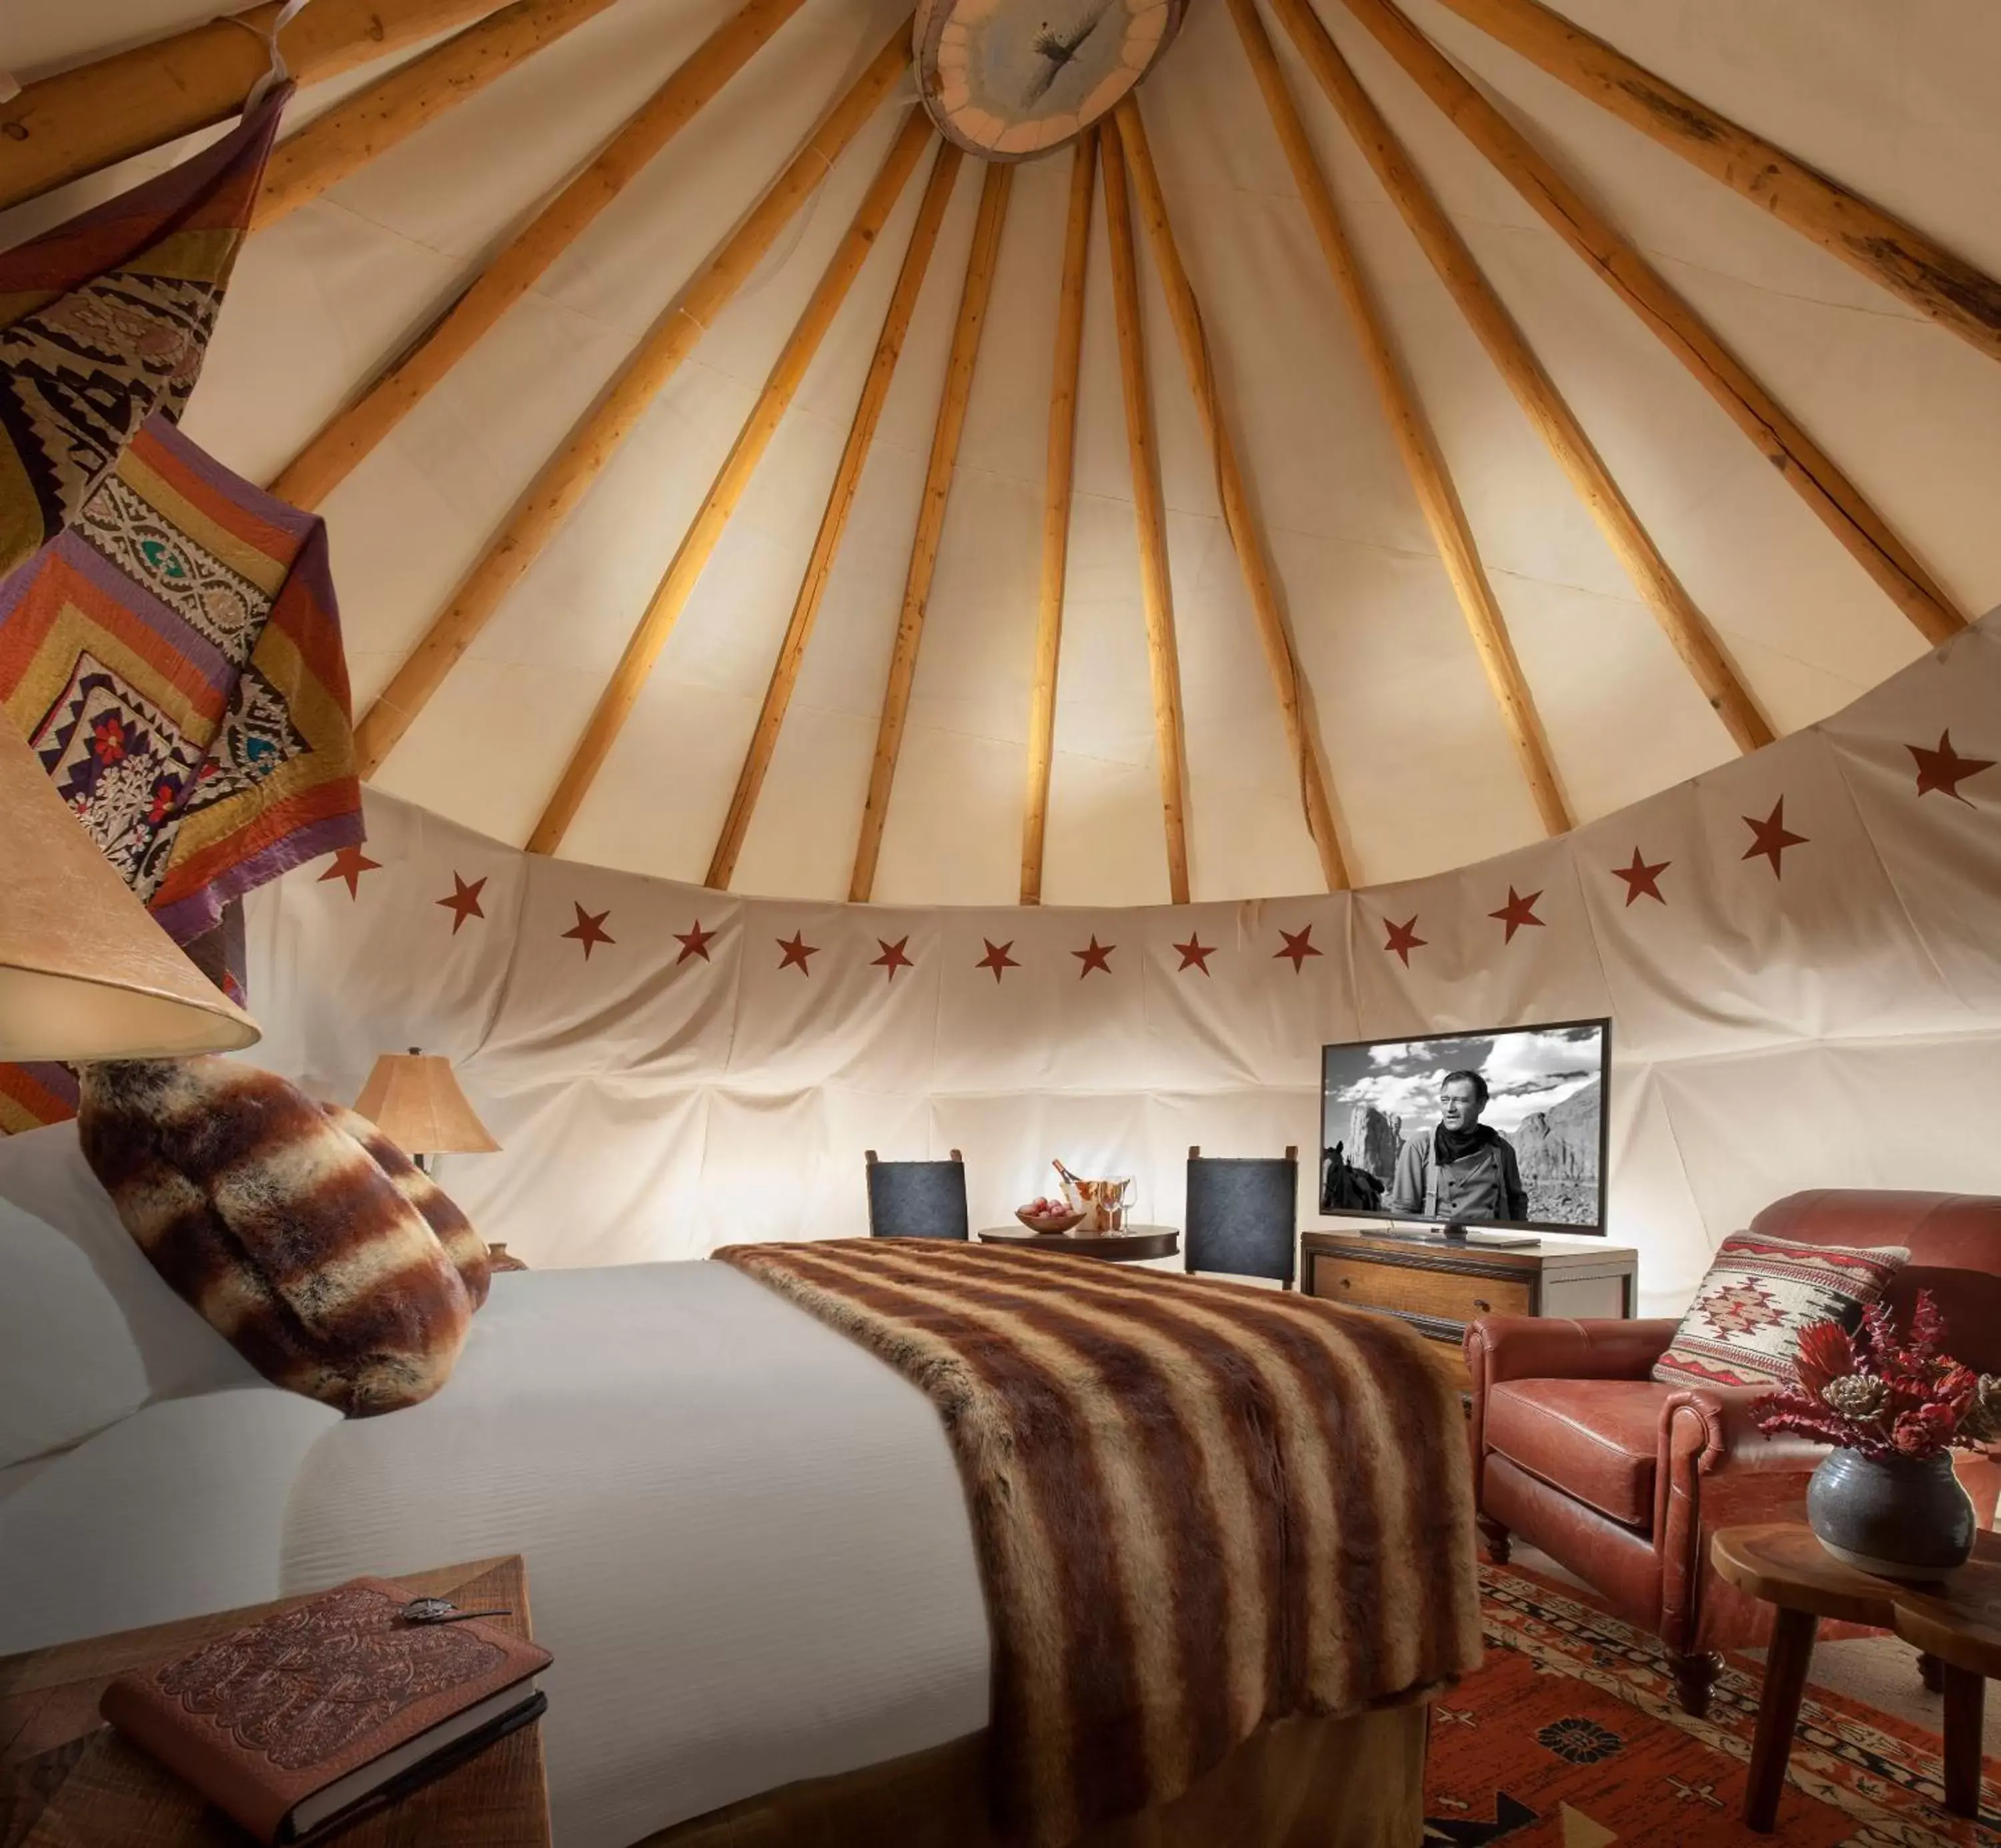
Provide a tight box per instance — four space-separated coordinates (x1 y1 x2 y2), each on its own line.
1430 1562 2000 1845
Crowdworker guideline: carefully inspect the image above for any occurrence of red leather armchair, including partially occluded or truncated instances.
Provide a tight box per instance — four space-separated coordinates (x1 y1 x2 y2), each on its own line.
1466 1190 2001 1717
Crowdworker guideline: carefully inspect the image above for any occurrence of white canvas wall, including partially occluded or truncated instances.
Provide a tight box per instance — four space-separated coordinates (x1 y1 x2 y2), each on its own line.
245 611 2001 1314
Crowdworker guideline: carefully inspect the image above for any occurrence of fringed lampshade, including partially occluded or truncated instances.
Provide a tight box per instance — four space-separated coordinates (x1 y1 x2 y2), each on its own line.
0 709 259 1061
354 1050 498 1158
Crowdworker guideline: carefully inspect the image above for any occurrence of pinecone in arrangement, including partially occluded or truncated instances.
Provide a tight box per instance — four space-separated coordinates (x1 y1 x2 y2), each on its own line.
1964 1374 2001 1443
1819 1374 1888 1420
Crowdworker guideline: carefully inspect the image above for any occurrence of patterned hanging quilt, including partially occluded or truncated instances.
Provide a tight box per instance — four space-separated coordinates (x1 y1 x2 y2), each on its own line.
0 79 365 1132
0 87 287 582
0 412 364 1131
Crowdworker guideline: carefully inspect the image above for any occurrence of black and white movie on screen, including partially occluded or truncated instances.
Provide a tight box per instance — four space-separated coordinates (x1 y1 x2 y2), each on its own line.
1320 1019 1610 1234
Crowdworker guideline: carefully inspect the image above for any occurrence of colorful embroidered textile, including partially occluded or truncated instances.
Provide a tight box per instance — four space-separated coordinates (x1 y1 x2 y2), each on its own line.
716 1238 1483 1847
0 415 364 1131
0 89 287 583
1652 1231 1910 1390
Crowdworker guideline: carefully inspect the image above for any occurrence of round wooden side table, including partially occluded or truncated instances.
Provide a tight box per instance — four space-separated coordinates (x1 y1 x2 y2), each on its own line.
1712 1520 2001 1830
974 1224 1180 1263
1892 1550 2001 1818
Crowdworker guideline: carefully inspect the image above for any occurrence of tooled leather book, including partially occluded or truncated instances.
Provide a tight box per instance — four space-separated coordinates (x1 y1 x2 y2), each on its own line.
99 1576 551 1845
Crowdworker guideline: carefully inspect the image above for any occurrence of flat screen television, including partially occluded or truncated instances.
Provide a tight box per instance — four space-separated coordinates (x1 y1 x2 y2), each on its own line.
1320 1017 1609 1244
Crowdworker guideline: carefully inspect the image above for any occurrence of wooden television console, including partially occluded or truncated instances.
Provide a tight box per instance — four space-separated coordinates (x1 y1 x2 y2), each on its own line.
1300 1227 1639 1396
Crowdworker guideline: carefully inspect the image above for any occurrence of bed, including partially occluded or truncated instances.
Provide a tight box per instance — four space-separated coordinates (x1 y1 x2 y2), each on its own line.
0 1123 1468 1847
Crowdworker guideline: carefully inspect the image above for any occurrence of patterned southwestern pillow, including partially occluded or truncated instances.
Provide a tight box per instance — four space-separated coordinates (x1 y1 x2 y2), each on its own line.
77 1058 472 1416
1653 1232 1909 1392
323 1103 490 1310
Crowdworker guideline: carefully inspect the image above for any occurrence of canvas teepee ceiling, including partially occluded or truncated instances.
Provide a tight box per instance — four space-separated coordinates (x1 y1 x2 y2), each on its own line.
8 0 2001 909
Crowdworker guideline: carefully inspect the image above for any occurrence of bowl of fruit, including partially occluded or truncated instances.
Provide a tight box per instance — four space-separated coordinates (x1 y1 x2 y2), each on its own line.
1015 1196 1085 1234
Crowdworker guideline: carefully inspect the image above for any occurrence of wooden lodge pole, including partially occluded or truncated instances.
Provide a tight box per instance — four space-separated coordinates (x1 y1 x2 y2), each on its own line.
1425 0 2001 368
1101 123 1193 905
848 161 1014 902
0 0 505 213
1233 0 1570 826
350 29 912 780
529 110 938 857
1261 0 1766 768
270 0 814 509
251 0 628 229
1331 0 1967 646
1115 99 1351 888
705 143 966 891
1019 137 1095 905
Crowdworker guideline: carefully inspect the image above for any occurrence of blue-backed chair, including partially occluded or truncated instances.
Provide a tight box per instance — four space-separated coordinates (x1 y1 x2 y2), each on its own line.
1185 1145 1298 1288
864 1149 970 1241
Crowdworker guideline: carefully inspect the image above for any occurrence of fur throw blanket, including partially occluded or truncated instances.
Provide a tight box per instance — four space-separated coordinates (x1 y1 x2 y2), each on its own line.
79 1059 472 1415
715 1238 1483 1846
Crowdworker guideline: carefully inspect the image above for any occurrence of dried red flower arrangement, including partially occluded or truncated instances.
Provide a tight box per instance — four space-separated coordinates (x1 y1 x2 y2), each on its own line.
1751 1290 2001 1462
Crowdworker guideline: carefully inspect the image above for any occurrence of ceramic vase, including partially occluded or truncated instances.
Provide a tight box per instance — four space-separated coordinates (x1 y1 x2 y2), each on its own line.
1806 1448 1974 1580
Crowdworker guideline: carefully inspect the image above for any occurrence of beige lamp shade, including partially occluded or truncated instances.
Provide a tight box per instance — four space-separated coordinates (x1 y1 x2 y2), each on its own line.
0 707 259 1061
354 1051 499 1155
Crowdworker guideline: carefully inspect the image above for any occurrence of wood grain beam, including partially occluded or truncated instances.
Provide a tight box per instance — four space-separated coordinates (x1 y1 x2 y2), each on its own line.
848 161 1013 903
0 0 505 213
1101 123 1192 904
1426 0 2001 367
251 0 625 230
350 29 910 779
705 143 964 892
1331 0 1967 645
1242 0 1569 831
529 110 936 857
271 0 812 509
1114 99 1352 887
1020 136 1095 905
1253 0 1766 763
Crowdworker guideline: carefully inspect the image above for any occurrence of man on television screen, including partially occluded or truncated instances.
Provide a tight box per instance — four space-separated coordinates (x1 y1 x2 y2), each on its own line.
1387 1069 1528 1225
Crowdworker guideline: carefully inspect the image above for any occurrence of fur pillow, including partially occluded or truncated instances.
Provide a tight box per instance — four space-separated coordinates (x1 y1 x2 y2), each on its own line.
77 1059 472 1416
323 1103 490 1310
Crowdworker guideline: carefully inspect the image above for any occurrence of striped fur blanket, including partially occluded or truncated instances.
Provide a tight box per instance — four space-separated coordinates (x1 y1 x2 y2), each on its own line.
714 1238 1482 1845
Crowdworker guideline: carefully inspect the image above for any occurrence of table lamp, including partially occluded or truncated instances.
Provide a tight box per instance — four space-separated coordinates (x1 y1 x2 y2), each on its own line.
353 1049 498 1175
0 707 258 1060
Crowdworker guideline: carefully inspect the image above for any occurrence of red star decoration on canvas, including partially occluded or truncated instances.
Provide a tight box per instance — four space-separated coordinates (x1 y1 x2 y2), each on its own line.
1383 916 1425 967
1072 936 1115 979
436 873 486 933
872 937 914 981
976 939 1019 983
317 845 380 899
1742 799 1808 878
1173 935 1215 974
674 920 716 964
776 931 818 975
1908 729 1994 804
1611 849 1670 907
562 903 614 959
1273 925 1321 971
1489 887 1544 943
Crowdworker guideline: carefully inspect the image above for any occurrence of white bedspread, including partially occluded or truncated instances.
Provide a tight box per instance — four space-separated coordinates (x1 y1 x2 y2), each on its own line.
1 1262 990 1848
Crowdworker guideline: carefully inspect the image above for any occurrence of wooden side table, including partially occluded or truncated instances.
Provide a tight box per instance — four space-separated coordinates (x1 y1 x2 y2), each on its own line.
0 1555 550 1846
1892 1553 2001 1817
1712 1522 2001 1831
975 1225 1180 1263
